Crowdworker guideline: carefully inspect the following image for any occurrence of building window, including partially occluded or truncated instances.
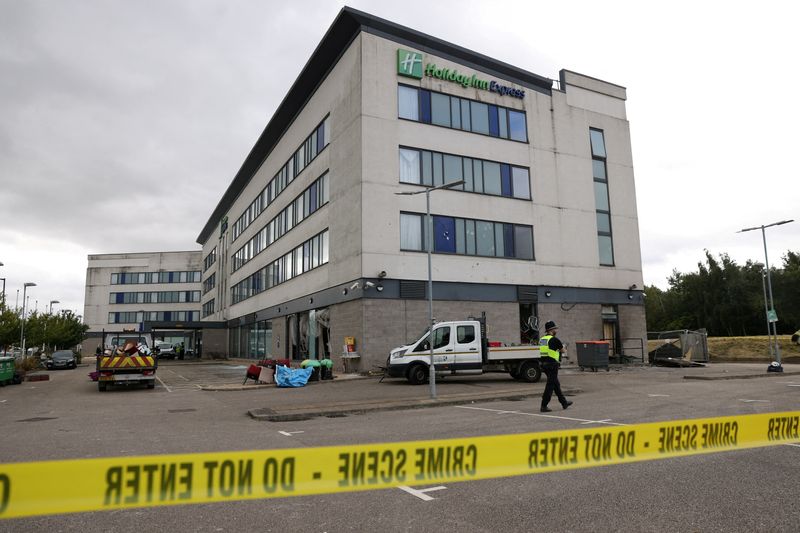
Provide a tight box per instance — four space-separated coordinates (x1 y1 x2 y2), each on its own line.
203 248 217 272
400 213 424 250
202 299 215 318
398 85 527 142
399 147 531 200
231 229 329 305
110 271 201 285
590 128 614 266
108 291 201 304
108 310 199 324
232 115 330 242
400 212 533 260
202 273 216 295
232 172 329 273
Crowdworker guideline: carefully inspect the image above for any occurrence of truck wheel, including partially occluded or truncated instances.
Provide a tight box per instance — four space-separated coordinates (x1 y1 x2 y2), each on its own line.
407 364 428 385
519 362 541 383
98 382 107 392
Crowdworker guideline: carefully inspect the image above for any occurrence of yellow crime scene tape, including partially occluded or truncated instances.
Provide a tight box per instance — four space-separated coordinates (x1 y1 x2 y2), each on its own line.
2 411 799 519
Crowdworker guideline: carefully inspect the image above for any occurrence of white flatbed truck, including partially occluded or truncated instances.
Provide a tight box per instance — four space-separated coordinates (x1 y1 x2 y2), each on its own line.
385 315 542 384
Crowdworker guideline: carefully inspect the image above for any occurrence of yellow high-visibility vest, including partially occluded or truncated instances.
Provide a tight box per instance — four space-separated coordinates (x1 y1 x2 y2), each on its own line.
539 334 560 362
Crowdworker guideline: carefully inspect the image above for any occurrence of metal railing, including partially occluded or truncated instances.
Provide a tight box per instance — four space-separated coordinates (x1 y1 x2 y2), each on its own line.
603 337 645 364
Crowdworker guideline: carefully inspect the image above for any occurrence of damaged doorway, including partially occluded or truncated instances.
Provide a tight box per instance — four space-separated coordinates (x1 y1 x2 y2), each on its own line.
287 307 332 361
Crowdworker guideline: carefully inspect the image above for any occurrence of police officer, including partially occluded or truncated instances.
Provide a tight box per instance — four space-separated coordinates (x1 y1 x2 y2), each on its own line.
539 321 573 412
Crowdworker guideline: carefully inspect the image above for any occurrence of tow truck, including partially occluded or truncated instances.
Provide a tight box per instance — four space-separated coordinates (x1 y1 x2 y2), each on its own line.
97 331 157 391
385 314 542 384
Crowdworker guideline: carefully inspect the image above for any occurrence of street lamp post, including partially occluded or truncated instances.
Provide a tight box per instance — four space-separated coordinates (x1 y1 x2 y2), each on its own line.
760 269 772 359
49 300 59 314
20 282 37 358
396 179 465 399
738 219 794 371
0 260 5 306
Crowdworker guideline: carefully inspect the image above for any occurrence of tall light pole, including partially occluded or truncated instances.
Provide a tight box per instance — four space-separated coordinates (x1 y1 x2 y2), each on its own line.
738 219 794 370
20 282 37 357
396 179 465 399
49 300 59 314
0 260 5 307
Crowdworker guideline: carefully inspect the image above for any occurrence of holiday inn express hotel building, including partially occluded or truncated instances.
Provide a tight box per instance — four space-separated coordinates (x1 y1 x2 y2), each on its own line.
196 7 645 370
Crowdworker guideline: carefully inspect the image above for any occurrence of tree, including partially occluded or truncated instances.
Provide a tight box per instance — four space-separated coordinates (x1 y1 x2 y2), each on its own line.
46 310 89 350
0 304 21 353
646 249 800 336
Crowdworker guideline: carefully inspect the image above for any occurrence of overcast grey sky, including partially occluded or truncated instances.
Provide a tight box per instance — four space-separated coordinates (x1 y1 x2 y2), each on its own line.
1 0 798 317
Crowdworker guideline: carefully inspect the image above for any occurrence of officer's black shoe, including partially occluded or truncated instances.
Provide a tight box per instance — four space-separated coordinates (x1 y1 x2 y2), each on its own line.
540 406 552 412
562 400 573 410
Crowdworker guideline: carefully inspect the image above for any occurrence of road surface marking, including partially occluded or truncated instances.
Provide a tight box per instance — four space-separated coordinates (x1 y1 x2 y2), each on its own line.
738 399 770 403
648 394 670 397
156 375 172 393
398 485 446 501
278 431 305 437
784 443 800 448
455 405 626 426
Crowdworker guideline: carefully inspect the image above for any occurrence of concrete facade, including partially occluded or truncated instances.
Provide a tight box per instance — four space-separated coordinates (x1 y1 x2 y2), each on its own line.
196 8 646 372
83 250 202 334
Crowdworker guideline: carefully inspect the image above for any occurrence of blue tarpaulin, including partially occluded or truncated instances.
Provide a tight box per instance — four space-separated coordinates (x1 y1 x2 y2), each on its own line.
275 365 313 387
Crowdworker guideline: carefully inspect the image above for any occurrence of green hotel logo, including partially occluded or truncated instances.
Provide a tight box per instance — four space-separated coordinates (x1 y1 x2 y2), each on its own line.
397 49 423 79
396 48 525 99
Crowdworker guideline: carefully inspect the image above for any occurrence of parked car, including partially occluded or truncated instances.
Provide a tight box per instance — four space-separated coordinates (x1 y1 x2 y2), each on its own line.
47 350 77 370
155 343 176 359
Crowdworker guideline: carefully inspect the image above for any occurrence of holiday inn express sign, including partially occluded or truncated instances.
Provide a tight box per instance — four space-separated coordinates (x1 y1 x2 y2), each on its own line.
397 48 525 99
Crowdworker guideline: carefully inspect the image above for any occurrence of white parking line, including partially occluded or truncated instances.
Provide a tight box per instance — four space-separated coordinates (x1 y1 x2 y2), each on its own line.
156 375 172 392
648 394 670 397
278 431 305 437
398 485 446 501
455 405 627 426
784 443 800 448
738 399 770 403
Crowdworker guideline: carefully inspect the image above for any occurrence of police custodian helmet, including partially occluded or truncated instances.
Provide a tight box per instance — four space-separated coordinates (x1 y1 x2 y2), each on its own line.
544 321 558 331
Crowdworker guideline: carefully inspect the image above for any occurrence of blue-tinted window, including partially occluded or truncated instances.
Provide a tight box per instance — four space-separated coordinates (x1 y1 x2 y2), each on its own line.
488 105 499 137
500 164 512 197
420 90 432 123
400 213 533 260
503 224 514 257
433 216 456 253
398 85 527 142
309 182 318 212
